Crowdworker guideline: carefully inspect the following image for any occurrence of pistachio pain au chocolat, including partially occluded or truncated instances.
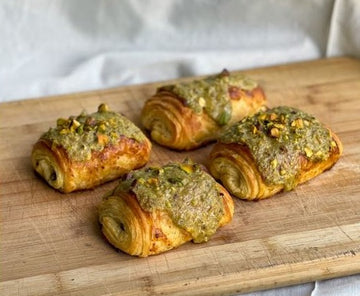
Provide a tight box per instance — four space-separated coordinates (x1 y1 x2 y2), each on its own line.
32 104 151 193
99 160 234 257
209 106 343 200
141 70 266 150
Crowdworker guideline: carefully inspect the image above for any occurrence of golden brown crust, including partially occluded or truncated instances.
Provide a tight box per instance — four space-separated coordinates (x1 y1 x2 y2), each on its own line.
141 86 266 150
31 136 152 193
98 183 234 257
208 129 343 200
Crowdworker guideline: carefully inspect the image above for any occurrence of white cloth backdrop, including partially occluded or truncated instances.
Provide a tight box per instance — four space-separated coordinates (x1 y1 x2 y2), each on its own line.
0 0 359 294
0 0 359 102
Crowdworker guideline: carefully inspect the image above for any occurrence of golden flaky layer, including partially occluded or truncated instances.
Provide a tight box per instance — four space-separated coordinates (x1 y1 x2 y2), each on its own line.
31 137 151 193
141 87 266 151
98 184 234 257
209 131 343 200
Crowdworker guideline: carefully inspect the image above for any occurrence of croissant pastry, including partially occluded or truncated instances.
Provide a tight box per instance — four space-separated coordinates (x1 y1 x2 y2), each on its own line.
141 70 266 150
209 106 343 200
98 160 234 257
32 104 151 193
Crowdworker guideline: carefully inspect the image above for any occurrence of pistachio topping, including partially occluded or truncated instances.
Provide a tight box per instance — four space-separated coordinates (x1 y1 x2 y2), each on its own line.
112 159 225 243
220 106 333 190
41 104 147 161
158 70 258 126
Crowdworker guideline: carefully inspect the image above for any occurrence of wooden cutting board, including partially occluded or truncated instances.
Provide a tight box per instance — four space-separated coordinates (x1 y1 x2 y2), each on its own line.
1 57 359 296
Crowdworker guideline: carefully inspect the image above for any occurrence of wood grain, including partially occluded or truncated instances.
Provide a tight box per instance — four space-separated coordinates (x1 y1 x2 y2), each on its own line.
1 57 360 295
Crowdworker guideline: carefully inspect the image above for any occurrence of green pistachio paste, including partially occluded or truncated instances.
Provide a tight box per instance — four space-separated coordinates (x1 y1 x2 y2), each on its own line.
220 106 334 190
114 160 225 243
158 70 257 125
42 104 147 161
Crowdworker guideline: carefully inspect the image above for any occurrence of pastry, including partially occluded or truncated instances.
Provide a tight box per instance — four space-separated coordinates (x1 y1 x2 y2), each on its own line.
32 104 151 193
141 70 266 150
98 160 234 257
209 106 343 200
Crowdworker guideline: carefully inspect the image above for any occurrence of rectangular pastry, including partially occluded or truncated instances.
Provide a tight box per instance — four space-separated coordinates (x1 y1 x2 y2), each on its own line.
32 104 151 193
141 70 266 150
99 160 234 257
209 106 343 200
